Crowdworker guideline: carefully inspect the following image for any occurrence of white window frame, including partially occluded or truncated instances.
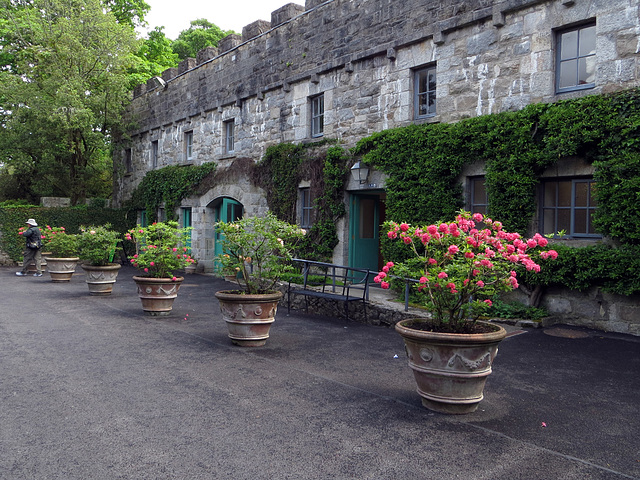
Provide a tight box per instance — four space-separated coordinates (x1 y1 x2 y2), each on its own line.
310 94 324 138
414 66 436 119
556 22 596 93
185 131 194 162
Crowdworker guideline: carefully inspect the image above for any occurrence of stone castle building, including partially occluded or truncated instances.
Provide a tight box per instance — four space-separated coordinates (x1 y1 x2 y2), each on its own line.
115 0 640 332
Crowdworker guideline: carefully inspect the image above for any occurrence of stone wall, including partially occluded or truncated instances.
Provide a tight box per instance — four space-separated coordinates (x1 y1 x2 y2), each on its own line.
116 0 640 335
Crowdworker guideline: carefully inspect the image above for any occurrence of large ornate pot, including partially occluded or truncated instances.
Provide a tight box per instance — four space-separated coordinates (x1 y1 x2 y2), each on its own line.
44 257 79 282
133 276 184 316
215 290 283 347
395 319 507 414
80 263 121 295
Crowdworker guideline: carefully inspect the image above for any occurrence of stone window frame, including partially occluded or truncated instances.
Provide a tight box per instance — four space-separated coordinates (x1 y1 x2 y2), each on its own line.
541 177 599 238
555 21 596 94
413 64 437 119
310 93 324 138
224 119 235 154
184 130 194 162
151 140 158 169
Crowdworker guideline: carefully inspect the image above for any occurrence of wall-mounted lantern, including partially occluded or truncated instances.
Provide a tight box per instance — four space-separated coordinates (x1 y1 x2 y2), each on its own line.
350 161 370 184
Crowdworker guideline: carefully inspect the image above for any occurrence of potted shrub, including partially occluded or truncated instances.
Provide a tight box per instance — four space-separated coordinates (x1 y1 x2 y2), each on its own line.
78 225 122 295
214 212 305 346
376 210 557 414
42 227 80 282
125 221 194 315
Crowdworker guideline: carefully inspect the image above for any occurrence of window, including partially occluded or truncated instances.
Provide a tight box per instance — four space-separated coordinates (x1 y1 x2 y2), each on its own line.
310 94 324 137
124 148 132 173
300 188 314 228
151 140 158 169
542 179 598 237
414 66 436 118
224 120 235 154
556 23 596 93
469 177 488 216
184 131 194 162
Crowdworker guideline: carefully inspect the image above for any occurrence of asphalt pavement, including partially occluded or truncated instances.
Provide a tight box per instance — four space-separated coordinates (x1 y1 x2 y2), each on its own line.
1 265 639 479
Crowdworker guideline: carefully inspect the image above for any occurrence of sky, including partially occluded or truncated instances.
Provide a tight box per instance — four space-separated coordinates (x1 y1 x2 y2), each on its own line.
142 0 307 40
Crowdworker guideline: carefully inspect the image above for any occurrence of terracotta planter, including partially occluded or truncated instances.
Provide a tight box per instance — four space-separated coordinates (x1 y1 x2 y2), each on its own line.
395 319 507 414
80 263 121 295
215 290 283 347
44 257 79 282
133 276 184 316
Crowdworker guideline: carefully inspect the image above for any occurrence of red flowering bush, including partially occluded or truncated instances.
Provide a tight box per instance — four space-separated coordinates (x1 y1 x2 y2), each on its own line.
126 221 194 279
376 210 557 333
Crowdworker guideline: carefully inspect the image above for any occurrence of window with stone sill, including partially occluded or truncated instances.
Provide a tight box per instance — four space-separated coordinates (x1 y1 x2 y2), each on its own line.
469 176 488 216
556 22 596 93
414 66 436 119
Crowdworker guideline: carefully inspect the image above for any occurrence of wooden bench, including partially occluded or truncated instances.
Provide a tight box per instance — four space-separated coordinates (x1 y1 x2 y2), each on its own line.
286 259 372 320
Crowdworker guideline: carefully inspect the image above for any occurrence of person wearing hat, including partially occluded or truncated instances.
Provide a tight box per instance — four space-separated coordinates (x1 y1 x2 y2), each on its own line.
17 219 43 277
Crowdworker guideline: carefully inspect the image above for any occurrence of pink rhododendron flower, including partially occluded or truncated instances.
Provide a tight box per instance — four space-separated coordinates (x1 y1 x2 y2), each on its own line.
381 281 389 289
464 251 475 259
144 268 149 272
448 245 459 255
427 225 438 235
386 261 394 268
172 276 177 281
472 213 483 222
428 258 437 265
438 223 448 233
388 231 397 239
400 223 409 232
150 261 154 266
437 271 448 279
419 276 428 284
382 266 389 273
403 236 412 244
484 299 493 306
476 280 485 288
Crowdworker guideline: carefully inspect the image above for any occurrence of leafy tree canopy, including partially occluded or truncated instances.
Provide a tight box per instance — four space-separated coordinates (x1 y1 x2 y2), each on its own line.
171 19 233 60
0 0 140 204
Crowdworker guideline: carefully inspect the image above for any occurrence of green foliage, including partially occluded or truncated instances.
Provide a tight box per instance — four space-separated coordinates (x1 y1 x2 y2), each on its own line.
518 244 640 296
44 230 80 258
129 26 179 88
215 213 306 294
128 163 216 222
254 142 347 262
0 0 140 204
354 87 640 239
171 19 233 59
78 225 122 266
487 300 548 321
0 206 132 262
126 221 194 278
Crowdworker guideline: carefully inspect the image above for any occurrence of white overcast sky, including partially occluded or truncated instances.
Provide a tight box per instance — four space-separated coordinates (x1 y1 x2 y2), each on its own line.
142 0 306 40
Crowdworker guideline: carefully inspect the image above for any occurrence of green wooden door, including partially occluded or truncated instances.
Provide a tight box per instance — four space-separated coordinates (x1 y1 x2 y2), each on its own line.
213 198 243 259
349 194 382 275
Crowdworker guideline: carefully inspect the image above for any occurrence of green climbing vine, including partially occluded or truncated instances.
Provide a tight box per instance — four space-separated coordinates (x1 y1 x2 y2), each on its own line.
128 163 217 222
254 141 348 262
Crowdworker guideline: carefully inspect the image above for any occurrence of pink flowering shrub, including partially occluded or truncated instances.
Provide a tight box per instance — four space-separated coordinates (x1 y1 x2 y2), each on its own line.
126 221 194 279
376 210 557 332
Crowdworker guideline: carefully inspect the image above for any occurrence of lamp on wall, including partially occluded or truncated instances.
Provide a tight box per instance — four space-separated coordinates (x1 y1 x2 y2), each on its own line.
350 161 370 184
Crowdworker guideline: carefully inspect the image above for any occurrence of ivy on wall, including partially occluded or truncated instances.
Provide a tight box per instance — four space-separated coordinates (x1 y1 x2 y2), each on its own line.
128 162 217 222
353 88 640 294
354 88 640 243
254 141 348 262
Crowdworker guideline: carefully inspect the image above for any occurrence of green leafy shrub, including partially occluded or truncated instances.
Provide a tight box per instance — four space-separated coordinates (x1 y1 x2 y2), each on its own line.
78 225 122 266
43 228 80 258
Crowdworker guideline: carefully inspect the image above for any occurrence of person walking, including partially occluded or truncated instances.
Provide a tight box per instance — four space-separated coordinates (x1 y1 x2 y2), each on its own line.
17 219 43 276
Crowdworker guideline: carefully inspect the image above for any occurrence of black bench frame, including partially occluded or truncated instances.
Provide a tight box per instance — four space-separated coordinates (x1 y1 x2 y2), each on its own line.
287 259 371 320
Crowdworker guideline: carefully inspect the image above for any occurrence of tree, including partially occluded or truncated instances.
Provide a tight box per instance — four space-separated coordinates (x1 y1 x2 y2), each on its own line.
0 0 140 204
102 0 150 29
129 26 179 88
171 19 233 60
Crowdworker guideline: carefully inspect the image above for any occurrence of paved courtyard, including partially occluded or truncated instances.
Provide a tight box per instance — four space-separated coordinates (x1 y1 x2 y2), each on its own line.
1 265 638 479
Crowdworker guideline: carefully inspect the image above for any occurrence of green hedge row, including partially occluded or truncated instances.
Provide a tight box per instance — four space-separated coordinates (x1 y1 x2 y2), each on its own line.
0 206 133 261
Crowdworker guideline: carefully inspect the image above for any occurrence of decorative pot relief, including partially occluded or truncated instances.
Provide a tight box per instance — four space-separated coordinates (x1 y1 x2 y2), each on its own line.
447 352 492 371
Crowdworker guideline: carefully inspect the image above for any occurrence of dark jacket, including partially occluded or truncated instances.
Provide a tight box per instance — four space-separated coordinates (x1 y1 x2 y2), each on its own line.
24 227 42 248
